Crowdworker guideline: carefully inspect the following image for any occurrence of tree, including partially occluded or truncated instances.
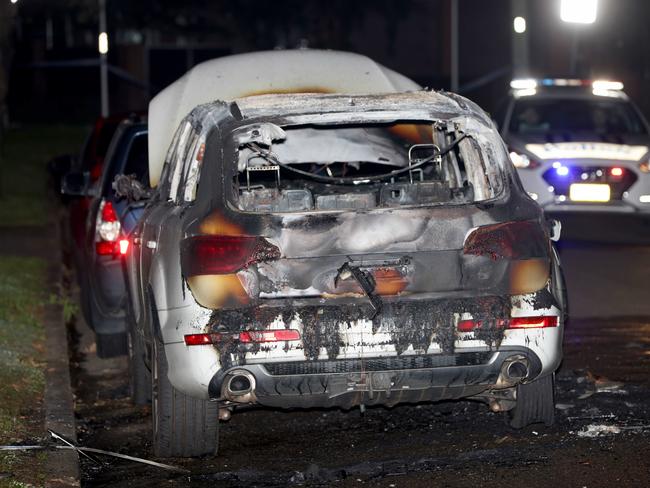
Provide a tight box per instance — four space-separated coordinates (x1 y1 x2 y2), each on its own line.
0 1 17 199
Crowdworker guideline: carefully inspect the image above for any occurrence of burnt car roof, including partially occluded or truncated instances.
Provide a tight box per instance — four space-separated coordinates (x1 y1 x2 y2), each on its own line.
231 91 490 124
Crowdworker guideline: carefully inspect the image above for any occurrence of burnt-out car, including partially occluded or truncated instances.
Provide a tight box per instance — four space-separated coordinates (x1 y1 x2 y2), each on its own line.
126 90 566 457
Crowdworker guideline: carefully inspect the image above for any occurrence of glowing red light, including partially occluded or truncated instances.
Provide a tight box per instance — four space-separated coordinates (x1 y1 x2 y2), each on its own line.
610 167 623 177
119 239 129 255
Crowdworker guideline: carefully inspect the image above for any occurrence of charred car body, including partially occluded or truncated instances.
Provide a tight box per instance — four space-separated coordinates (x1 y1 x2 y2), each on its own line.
126 88 566 457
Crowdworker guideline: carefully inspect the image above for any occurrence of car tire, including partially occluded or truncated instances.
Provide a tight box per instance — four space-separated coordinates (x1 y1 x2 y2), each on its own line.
509 373 555 429
96 331 128 358
127 324 151 405
152 338 219 458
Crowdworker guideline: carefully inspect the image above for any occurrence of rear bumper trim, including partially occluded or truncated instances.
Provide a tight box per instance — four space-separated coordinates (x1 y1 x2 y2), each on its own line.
209 347 543 408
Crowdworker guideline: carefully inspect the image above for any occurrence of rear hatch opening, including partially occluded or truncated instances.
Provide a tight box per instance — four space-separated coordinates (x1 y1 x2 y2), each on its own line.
231 120 504 212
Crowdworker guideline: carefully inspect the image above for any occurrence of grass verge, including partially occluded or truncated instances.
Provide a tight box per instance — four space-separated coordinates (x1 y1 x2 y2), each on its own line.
0 256 47 486
0 125 86 226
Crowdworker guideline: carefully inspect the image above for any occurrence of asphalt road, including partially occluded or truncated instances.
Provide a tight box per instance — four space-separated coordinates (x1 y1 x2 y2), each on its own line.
68 213 650 487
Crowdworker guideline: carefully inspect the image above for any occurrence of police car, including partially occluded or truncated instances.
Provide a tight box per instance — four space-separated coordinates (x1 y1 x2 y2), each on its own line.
500 78 650 212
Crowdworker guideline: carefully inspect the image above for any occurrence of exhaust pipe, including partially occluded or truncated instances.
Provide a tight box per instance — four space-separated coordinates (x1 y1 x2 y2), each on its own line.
495 356 530 387
506 360 529 380
223 371 256 403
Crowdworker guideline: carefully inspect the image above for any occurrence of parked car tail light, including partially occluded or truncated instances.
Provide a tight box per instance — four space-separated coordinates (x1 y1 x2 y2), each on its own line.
95 200 122 256
184 329 301 346
463 221 548 260
118 238 129 255
457 316 558 332
181 235 280 277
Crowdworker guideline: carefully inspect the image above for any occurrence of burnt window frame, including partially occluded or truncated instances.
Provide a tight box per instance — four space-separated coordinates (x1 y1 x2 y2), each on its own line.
221 116 511 215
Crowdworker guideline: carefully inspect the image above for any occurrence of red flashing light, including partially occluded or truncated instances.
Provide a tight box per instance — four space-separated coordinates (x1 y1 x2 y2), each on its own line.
610 167 623 177
184 329 301 346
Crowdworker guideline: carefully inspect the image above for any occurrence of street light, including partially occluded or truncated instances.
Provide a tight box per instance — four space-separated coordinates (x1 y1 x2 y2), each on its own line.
98 32 108 54
513 16 526 34
560 0 598 24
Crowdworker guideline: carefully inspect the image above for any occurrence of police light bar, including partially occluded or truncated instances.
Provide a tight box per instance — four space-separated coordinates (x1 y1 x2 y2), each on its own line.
592 80 624 91
541 78 584 87
510 79 537 90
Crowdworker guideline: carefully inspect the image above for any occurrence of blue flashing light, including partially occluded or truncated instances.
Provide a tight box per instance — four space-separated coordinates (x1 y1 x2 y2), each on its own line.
556 166 570 177
542 79 554 86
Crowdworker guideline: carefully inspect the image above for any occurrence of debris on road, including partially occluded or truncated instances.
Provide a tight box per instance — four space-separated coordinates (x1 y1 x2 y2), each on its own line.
1 431 190 475
577 424 621 438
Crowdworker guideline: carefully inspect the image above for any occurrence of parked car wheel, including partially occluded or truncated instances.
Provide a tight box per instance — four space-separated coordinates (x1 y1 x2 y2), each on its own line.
95 331 128 358
509 373 555 429
152 337 219 457
127 322 151 405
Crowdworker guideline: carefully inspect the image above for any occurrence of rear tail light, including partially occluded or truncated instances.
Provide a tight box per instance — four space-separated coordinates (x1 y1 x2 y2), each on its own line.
463 221 548 260
95 200 123 256
457 315 558 332
184 329 301 346
181 235 280 276
118 239 129 255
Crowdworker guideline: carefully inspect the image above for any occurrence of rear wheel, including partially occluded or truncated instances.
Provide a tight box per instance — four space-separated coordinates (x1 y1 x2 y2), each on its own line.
509 374 555 429
96 331 128 358
152 338 219 457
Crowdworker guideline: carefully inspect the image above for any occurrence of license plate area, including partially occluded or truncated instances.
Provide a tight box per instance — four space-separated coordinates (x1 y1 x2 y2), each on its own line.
569 183 611 202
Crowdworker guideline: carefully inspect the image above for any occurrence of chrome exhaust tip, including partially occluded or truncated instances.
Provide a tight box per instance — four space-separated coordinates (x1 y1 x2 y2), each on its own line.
223 371 256 403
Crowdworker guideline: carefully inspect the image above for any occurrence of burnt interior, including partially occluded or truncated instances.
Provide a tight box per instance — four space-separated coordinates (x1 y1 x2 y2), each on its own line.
232 120 503 212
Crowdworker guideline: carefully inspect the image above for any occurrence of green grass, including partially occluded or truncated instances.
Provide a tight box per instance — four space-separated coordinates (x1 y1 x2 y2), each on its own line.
0 256 47 483
0 125 86 226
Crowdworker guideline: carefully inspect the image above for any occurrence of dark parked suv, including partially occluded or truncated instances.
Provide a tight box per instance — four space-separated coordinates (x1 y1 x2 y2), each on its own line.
64 117 149 357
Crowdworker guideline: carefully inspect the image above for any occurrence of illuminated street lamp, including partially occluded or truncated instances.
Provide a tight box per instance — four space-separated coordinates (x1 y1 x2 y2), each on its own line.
513 16 526 34
561 0 598 75
98 32 109 54
98 0 109 117
560 0 598 24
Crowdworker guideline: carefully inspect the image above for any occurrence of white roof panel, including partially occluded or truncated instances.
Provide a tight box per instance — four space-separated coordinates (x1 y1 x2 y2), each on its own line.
147 49 421 186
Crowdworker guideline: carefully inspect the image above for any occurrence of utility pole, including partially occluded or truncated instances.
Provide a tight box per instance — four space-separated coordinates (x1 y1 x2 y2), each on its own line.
450 0 459 92
99 0 109 117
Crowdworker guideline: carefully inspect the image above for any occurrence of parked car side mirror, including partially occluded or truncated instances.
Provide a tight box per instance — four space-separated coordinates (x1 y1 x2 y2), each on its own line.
60 171 91 197
548 219 562 242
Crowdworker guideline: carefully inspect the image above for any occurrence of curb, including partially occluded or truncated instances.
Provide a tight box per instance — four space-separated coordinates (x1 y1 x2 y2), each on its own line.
42 210 80 488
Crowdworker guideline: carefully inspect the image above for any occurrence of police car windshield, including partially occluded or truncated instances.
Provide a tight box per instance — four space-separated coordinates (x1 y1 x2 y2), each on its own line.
509 98 647 136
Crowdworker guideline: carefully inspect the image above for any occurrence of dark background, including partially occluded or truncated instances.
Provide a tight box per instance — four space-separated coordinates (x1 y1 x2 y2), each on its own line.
4 0 650 122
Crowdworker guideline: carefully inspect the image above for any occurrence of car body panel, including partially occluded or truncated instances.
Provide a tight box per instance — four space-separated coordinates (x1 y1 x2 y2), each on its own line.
127 91 564 409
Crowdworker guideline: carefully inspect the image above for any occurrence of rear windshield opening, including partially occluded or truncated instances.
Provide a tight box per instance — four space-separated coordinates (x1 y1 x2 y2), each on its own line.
231 121 503 213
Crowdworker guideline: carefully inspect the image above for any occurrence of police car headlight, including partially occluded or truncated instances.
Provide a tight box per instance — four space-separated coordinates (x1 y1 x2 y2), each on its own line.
509 151 540 169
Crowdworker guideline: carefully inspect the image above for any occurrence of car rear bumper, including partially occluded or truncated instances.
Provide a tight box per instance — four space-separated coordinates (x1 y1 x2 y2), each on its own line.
207 347 543 409
518 165 650 213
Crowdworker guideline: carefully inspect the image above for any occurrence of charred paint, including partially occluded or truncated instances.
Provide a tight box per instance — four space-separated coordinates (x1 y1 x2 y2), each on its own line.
208 296 512 369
